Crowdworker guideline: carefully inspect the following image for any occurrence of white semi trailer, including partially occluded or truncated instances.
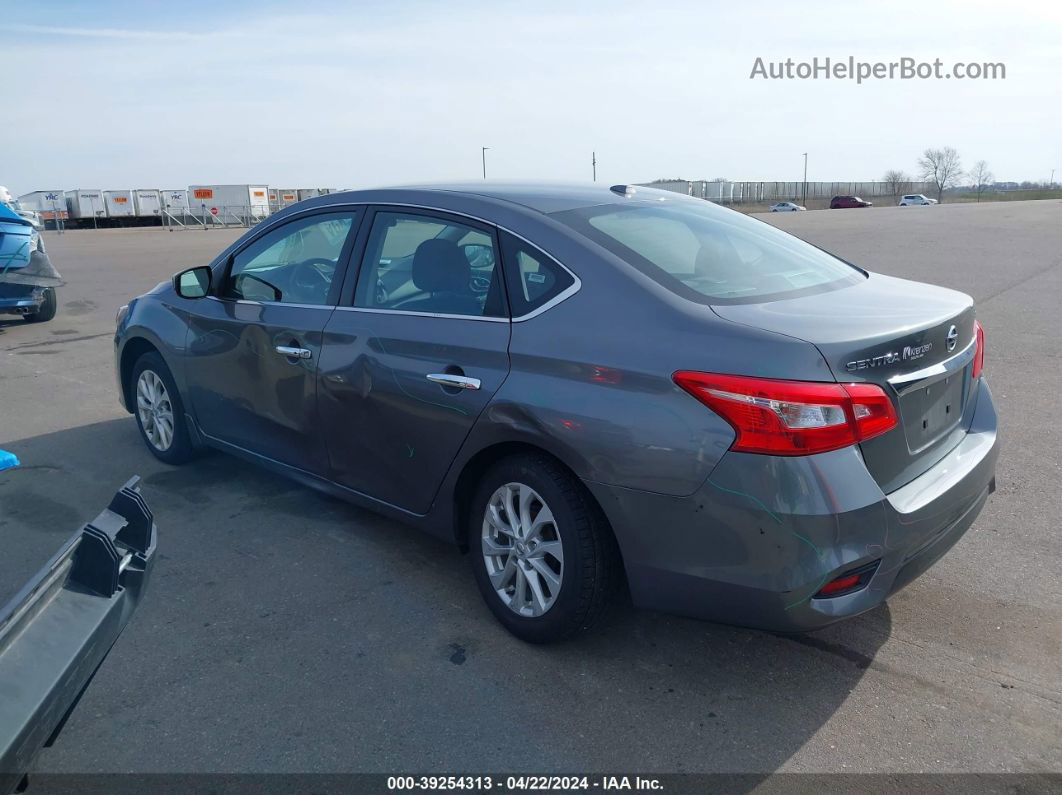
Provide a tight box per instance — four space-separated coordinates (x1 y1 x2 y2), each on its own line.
103 190 136 218
65 190 106 221
133 189 163 217
161 189 188 213
16 191 68 222
271 188 299 208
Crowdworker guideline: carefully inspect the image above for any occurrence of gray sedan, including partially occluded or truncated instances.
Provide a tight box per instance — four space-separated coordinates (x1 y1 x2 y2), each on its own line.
114 183 997 642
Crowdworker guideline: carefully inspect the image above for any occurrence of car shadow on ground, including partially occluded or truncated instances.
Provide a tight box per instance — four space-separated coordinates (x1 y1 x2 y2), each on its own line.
2 418 890 775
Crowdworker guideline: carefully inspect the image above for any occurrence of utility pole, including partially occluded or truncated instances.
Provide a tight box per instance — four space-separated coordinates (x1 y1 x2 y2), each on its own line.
1051 168 1056 188
481 147 489 180
592 151 597 182
802 153 808 207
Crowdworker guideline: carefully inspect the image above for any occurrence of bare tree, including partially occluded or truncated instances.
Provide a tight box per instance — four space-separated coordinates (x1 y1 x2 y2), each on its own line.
882 169 912 198
918 147 963 203
969 160 994 202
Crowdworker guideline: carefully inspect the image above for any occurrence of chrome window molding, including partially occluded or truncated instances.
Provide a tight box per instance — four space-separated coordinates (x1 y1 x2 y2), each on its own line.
206 296 335 311
333 305 509 323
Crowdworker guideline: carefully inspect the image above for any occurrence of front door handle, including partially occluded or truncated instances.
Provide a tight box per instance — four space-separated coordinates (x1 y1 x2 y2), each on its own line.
275 345 312 360
426 373 481 390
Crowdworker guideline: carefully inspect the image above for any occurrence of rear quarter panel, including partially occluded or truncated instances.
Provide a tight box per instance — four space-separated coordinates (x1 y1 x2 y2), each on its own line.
458 220 836 498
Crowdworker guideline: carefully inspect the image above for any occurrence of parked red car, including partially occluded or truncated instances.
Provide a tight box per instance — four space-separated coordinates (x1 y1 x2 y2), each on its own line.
830 195 873 209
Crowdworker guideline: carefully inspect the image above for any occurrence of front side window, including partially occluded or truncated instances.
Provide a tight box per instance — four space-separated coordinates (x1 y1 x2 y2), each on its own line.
354 211 504 317
552 199 861 304
224 211 356 305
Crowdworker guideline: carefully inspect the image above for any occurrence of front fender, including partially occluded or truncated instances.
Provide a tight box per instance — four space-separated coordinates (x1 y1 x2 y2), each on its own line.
115 293 193 410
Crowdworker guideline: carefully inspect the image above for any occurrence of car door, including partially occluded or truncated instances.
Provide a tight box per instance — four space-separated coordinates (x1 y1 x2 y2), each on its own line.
317 207 511 514
183 208 361 474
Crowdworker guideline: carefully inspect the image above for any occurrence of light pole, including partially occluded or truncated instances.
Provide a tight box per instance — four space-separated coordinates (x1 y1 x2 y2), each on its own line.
802 152 808 207
1051 168 1056 188
592 151 597 182
481 147 489 180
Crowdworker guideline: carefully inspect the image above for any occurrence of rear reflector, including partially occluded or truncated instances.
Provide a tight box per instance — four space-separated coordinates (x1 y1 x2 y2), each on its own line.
672 372 898 456
972 320 985 380
814 561 880 598
817 573 860 596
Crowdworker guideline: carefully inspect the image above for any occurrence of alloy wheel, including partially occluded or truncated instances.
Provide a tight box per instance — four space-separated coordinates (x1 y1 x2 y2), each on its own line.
481 482 564 617
136 369 175 452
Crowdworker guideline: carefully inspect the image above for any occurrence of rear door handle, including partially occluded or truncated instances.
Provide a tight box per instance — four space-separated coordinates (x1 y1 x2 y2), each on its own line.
275 345 312 360
426 373 481 390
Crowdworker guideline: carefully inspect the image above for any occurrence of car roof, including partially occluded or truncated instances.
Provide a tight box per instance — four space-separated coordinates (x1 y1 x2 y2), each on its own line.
306 181 665 215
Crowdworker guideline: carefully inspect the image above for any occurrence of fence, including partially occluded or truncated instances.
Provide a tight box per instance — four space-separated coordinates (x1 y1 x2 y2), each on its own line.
639 180 937 205
162 204 273 230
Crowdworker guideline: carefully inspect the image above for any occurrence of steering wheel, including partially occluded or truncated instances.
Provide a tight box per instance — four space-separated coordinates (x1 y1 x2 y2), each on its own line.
291 258 335 291
469 274 491 294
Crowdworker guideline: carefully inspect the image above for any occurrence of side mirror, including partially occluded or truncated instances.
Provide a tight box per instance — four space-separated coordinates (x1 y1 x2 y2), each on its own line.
173 266 212 299
461 243 495 269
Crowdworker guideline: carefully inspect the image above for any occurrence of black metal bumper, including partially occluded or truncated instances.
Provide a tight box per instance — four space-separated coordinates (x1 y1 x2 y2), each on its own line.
0 478 156 794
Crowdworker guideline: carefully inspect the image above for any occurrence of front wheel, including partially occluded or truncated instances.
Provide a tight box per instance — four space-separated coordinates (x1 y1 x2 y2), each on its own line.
130 352 197 464
469 454 619 643
24 288 57 323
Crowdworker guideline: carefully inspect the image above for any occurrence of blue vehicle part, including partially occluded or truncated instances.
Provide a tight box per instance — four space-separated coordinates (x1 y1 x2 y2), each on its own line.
0 451 19 471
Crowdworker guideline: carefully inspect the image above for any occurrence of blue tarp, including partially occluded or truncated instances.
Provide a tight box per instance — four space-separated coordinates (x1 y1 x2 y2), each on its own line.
0 450 20 471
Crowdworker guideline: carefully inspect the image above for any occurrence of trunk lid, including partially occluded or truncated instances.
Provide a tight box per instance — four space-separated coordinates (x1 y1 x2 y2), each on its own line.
712 272 977 492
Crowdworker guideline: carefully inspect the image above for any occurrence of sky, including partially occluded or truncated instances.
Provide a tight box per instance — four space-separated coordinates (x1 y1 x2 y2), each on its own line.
1 0 1059 195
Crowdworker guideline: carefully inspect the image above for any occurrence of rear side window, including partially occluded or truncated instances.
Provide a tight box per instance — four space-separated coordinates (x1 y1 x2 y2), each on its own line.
353 211 505 318
499 231 575 317
552 200 861 304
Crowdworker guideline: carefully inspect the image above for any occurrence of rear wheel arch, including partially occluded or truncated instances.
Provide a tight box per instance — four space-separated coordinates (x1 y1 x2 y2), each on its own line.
451 442 620 564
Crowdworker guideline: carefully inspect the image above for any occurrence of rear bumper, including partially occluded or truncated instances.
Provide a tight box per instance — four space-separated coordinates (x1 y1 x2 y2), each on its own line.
0 479 156 792
585 378 998 632
0 288 44 312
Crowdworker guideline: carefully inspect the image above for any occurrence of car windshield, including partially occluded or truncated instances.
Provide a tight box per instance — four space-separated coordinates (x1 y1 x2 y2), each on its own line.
551 198 862 304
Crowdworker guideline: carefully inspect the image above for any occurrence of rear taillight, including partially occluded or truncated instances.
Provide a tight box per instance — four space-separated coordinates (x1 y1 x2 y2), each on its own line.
672 372 897 456
972 320 985 380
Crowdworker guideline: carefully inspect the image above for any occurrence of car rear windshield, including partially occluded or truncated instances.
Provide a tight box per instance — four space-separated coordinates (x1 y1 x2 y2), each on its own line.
551 199 863 304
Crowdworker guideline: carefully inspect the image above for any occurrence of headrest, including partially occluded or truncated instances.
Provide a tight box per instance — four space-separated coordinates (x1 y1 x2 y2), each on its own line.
412 238 470 293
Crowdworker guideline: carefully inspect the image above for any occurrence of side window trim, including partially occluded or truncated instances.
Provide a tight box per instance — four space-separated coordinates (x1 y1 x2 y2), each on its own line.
211 206 364 307
341 205 511 320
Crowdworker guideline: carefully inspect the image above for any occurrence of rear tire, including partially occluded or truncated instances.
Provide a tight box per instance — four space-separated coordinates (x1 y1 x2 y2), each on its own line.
469 453 619 643
130 352 197 465
24 288 56 323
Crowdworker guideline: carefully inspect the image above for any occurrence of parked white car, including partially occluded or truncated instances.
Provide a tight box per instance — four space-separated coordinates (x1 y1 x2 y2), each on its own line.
899 194 938 206
769 201 806 212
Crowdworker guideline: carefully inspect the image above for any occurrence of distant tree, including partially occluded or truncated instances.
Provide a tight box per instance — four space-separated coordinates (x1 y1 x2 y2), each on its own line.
883 169 912 197
918 147 964 203
969 160 994 202
710 177 728 182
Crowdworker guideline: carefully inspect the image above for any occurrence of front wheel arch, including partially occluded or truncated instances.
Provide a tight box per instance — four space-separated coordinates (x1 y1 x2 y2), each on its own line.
119 338 163 414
